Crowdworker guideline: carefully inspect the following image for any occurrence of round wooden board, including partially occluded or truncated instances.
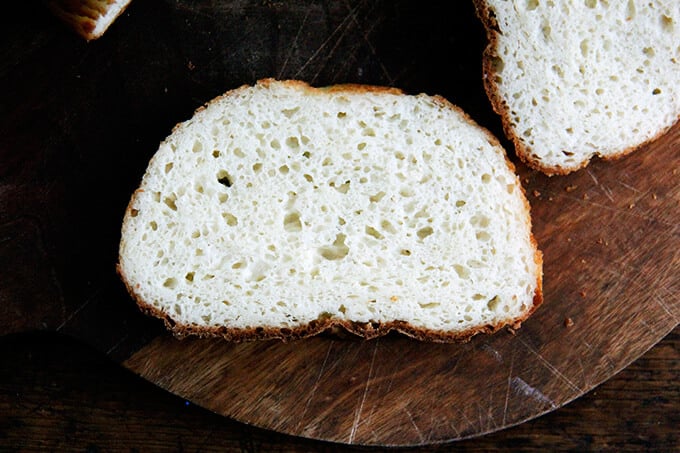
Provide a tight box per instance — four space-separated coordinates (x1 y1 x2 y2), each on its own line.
1 0 678 447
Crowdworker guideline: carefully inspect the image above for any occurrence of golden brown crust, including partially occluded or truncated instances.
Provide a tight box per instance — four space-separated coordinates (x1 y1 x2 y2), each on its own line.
47 0 132 41
117 78 543 343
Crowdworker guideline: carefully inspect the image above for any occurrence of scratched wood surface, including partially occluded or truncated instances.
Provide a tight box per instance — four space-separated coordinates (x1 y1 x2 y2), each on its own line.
1 0 678 447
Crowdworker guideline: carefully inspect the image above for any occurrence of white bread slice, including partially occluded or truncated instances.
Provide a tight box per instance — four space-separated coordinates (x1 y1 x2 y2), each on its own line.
117 79 542 342
47 0 132 41
475 0 680 175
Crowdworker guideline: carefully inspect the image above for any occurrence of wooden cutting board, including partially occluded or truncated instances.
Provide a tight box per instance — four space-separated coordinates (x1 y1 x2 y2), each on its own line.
1 1 678 447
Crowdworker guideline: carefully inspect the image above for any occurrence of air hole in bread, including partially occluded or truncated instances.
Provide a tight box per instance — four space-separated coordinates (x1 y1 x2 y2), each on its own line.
468 259 484 268
419 302 439 309
585 0 597 8
333 181 350 194
279 165 289 174
476 231 491 242
233 147 245 158
212 150 220 158
164 162 174 174
417 226 433 240
319 233 349 260
541 23 551 41
381 220 397 234
365 226 384 240
527 0 539 10
453 264 470 279
490 55 505 73
130 209 139 217
163 195 177 211
185 272 195 283
282 106 300 118
624 0 636 20
470 214 490 228
661 15 674 32
222 213 238 226
270 139 281 149
217 170 232 187
400 187 414 197
283 212 302 232
652 88 661 95
551 64 563 78
218 193 228 203
192 141 203 153
163 278 178 289
481 173 492 183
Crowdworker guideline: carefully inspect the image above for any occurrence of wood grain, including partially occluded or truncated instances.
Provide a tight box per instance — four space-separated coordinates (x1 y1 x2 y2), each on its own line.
1 328 677 451
0 0 678 447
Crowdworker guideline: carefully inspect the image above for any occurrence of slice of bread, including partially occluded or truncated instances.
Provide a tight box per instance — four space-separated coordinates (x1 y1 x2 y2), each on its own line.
118 79 542 342
47 0 133 41
475 1 680 175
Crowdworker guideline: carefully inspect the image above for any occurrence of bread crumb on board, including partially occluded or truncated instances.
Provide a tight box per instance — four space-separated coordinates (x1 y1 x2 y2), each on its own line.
564 317 574 328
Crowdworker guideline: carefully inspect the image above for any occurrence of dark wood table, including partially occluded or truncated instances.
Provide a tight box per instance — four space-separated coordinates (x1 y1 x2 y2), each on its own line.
1 328 677 451
1 2 678 451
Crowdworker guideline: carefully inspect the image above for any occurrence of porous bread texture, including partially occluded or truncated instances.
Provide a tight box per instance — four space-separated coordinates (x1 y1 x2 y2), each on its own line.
47 0 132 41
475 0 680 175
118 79 543 342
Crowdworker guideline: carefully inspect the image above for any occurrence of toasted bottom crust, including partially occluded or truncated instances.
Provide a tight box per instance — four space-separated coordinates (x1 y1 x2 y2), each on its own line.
118 263 543 344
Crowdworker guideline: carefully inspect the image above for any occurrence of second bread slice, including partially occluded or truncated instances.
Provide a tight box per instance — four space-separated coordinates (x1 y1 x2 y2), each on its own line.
475 0 680 175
